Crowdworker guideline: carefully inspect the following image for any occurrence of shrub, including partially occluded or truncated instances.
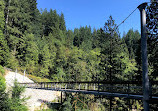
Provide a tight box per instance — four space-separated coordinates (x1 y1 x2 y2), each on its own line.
0 78 28 111
9 80 28 111
0 65 5 75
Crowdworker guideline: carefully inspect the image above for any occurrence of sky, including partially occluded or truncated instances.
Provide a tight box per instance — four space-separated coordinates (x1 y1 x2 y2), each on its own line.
37 0 150 36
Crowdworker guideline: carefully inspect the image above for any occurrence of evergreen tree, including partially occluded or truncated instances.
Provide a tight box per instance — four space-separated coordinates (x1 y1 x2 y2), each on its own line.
66 30 74 48
9 80 28 111
39 43 51 78
0 73 28 111
59 12 66 32
123 29 141 59
28 0 42 37
73 28 80 47
60 94 72 111
0 74 10 110
73 26 92 51
0 0 9 66
146 1 158 80
4 0 35 68
23 34 39 74
99 16 137 81
41 9 61 37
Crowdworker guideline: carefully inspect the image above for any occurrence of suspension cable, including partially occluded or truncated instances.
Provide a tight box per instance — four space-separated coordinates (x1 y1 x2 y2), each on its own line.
115 1 158 30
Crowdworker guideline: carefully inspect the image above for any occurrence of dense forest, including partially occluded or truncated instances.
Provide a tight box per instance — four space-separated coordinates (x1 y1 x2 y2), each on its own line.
0 0 157 110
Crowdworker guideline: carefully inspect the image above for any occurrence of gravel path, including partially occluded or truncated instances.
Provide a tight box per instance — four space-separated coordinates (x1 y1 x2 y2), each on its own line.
5 71 60 111
5 71 34 86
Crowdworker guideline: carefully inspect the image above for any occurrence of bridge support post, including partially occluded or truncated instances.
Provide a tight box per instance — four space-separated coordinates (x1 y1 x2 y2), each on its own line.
110 98 112 111
61 92 63 103
138 3 149 111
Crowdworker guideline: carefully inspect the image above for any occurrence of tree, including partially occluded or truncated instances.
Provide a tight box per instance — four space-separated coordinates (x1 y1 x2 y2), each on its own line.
41 9 61 37
73 26 92 51
66 30 74 48
123 29 141 59
60 94 72 111
23 34 39 74
4 0 41 69
146 1 158 80
39 43 51 78
9 80 28 111
59 12 66 32
0 0 9 66
101 16 122 81
98 16 137 81
0 72 28 111
27 0 42 37
0 74 10 111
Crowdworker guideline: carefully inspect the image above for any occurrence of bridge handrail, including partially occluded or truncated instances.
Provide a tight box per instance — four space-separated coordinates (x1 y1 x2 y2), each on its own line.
18 81 158 85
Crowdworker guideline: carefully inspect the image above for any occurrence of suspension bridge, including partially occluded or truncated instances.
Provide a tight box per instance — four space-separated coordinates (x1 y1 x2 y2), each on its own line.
19 2 157 111
19 81 158 102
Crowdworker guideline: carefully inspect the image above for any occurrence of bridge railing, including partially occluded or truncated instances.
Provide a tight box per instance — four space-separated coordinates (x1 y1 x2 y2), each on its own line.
19 81 158 96
151 81 158 96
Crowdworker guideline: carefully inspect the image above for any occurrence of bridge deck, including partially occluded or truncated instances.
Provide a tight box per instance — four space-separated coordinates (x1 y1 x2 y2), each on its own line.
19 81 158 101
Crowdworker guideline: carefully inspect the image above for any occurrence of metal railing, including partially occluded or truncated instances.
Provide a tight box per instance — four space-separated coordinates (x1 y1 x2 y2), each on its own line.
19 81 158 97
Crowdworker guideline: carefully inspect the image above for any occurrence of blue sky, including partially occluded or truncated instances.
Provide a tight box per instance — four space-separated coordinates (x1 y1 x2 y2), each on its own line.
37 0 150 36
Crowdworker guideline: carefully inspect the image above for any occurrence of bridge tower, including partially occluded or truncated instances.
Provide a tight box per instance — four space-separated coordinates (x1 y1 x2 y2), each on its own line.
138 3 149 111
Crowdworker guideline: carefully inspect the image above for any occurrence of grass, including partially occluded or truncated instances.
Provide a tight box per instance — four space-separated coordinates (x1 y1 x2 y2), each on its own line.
27 74 52 82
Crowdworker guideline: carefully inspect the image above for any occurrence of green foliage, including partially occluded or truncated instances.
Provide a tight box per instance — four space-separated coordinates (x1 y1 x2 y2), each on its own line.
1 0 157 110
0 76 28 111
0 0 5 29
146 2 158 81
0 0 9 66
0 65 5 75
123 29 141 59
0 75 10 111
0 75 6 92
28 74 51 82
9 80 28 111
7 50 19 70
23 33 39 74
11 80 25 98
61 95 72 111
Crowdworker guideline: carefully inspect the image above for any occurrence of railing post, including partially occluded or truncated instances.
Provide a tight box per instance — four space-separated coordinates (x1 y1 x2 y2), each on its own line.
128 83 130 96
98 82 99 92
61 92 62 103
149 82 152 98
79 84 80 90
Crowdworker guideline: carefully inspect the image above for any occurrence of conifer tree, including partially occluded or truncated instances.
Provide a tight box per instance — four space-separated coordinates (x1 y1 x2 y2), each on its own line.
146 1 158 80
23 34 39 74
59 12 66 32
123 29 141 59
0 0 9 66
100 16 137 81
